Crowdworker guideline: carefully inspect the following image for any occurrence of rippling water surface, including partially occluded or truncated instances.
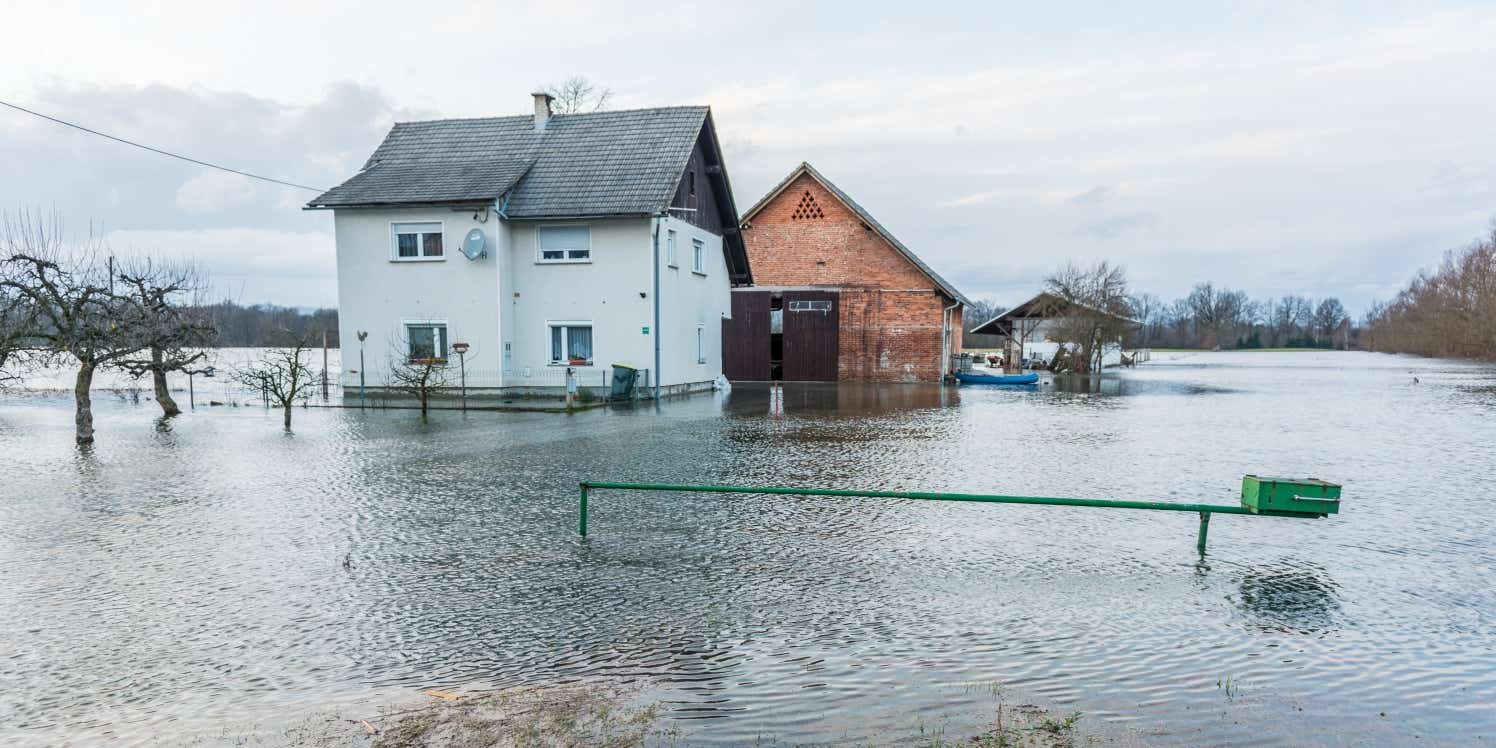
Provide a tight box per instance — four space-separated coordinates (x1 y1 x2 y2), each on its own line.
1 351 1493 746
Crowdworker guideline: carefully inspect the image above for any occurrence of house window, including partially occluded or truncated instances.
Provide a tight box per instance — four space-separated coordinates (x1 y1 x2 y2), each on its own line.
392 222 443 260
687 170 697 209
406 323 448 362
549 323 593 365
666 229 677 267
696 324 706 364
537 225 591 263
691 238 705 273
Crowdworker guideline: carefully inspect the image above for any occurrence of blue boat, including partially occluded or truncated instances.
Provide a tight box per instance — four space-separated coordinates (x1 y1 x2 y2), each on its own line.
955 370 1039 385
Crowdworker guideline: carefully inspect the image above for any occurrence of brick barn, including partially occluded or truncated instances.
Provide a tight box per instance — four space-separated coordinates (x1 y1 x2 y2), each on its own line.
723 162 969 382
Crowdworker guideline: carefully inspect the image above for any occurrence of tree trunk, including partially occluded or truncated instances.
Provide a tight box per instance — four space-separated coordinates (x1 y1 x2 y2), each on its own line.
282 402 293 429
75 360 96 444
151 347 181 417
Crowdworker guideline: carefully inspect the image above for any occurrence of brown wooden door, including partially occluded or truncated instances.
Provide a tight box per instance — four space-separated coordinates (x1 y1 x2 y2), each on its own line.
722 291 771 380
782 291 839 381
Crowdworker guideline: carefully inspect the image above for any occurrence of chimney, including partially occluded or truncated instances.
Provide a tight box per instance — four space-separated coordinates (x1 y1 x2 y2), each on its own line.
531 92 554 130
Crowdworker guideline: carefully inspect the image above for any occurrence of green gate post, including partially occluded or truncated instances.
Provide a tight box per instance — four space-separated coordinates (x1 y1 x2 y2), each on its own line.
1197 511 1210 553
579 483 589 537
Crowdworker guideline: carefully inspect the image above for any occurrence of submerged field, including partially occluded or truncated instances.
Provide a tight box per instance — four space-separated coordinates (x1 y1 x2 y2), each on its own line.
1 351 1493 746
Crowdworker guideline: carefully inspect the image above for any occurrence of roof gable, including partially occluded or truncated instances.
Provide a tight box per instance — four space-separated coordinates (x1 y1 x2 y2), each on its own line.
742 163 970 305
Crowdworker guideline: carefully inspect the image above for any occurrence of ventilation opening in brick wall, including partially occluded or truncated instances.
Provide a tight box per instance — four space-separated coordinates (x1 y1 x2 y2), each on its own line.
792 190 825 220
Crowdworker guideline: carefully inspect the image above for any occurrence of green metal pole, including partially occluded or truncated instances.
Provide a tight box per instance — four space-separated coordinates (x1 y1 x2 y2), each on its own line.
1197 511 1210 553
579 481 1257 515
579 483 589 537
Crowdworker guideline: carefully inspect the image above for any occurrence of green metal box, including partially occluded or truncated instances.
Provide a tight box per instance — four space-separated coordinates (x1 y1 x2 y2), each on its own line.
1241 475 1341 517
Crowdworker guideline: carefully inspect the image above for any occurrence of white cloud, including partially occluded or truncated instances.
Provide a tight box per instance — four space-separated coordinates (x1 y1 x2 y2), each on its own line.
175 171 262 214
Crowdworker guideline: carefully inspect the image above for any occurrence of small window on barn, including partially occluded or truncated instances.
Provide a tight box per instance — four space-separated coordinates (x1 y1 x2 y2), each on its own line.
792 190 825 220
788 300 833 313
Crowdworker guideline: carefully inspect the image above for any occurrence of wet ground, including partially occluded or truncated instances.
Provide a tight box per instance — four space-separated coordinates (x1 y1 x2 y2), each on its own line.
1 351 1493 745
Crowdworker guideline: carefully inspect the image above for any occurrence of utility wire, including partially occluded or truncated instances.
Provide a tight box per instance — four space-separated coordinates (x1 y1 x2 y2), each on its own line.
0 98 327 192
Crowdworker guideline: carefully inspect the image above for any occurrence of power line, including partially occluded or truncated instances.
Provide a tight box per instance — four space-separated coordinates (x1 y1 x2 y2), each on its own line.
0 99 327 193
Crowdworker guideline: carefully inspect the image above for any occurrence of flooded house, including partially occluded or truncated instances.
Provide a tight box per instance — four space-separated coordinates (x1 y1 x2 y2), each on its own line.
723 163 969 382
306 93 752 397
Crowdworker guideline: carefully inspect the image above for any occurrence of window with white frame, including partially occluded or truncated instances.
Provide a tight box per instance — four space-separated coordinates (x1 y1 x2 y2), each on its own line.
537 225 591 263
691 238 705 273
666 229 677 267
392 223 444 260
696 324 706 364
549 323 594 365
405 323 448 362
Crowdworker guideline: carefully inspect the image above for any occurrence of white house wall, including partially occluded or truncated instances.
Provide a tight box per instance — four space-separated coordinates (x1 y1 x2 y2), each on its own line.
655 216 729 388
333 206 504 388
335 210 730 393
504 218 655 387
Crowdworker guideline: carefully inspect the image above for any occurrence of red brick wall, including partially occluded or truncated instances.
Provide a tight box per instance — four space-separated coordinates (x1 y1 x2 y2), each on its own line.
744 173 959 382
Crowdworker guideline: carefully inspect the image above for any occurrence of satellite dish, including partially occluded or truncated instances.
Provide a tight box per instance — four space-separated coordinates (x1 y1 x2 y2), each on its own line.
461 228 487 260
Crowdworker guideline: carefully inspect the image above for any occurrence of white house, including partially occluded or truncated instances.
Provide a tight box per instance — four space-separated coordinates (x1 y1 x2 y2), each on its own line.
307 94 753 397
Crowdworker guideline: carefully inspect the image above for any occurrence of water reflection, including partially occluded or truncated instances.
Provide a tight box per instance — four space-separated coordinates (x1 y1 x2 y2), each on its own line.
1 352 1495 746
723 382 958 417
1231 561 1343 635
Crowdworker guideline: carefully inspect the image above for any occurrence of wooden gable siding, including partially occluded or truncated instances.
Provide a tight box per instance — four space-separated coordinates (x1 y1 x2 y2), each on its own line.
668 131 726 235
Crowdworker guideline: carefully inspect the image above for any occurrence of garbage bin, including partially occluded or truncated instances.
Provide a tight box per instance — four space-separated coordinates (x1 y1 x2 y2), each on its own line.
609 364 639 400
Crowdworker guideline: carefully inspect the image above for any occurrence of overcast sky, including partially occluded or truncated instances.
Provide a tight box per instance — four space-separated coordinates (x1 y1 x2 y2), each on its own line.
3 1 1494 312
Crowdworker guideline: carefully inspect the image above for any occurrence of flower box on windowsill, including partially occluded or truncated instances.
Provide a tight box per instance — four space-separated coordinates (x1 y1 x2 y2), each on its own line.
407 357 447 366
567 358 591 366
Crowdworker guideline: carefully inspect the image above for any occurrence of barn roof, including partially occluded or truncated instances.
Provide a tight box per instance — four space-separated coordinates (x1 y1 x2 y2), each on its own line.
970 292 1140 336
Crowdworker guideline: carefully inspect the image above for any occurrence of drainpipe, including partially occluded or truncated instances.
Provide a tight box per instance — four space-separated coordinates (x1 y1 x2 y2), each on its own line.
942 299 961 379
652 216 662 401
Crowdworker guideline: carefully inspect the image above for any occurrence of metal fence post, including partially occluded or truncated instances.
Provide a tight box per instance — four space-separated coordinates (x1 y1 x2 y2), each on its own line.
1197 511 1211 553
579 482 589 537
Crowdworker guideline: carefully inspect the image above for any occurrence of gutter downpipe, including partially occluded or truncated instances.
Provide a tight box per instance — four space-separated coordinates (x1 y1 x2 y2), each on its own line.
941 299 961 380
652 215 662 403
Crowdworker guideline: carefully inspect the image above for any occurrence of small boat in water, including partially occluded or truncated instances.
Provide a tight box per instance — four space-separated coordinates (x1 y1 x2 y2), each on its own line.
955 370 1039 385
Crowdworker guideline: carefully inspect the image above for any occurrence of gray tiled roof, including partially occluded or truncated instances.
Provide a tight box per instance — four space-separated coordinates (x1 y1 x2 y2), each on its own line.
306 107 710 216
742 163 972 306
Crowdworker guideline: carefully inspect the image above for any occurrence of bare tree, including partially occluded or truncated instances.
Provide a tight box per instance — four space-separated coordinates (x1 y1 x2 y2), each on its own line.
1 211 145 444
0 258 37 388
112 259 217 416
1043 261 1134 373
543 76 613 114
234 332 316 429
387 338 450 417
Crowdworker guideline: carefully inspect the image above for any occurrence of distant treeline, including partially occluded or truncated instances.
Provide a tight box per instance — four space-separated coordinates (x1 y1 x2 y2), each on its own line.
1362 229 1496 361
962 287 1352 352
1130 285 1350 350
199 301 338 347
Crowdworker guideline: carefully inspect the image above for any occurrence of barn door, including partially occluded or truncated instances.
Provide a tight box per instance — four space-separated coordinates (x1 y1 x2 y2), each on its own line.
722 291 771 381
781 291 839 381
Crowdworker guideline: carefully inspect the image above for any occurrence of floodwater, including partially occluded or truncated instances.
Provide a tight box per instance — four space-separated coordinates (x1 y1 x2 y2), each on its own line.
1 351 1493 746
